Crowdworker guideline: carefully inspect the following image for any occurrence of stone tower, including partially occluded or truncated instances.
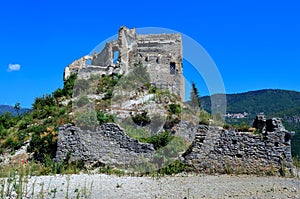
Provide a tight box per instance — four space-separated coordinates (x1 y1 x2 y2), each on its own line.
64 26 184 100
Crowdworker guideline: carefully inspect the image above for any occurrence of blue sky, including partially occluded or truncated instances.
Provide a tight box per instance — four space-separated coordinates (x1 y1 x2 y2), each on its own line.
0 0 299 108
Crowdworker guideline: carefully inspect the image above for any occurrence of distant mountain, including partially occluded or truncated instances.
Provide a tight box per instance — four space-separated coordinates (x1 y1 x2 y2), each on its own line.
201 89 300 119
0 105 31 116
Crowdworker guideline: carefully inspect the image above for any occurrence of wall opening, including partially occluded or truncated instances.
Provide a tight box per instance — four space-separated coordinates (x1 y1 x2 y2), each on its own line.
113 51 119 64
86 59 92 65
170 62 176 74
236 154 243 158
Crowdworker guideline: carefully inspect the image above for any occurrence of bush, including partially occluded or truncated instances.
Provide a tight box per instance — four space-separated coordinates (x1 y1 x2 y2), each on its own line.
0 112 18 129
97 111 116 124
132 111 151 126
32 94 56 110
198 109 211 125
139 131 173 150
18 114 33 130
97 74 122 94
53 88 64 98
234 121 250 132
103 90 113 100
63 73 77 98
27 125 58 162
168 104 182 115
223 123 232 130
3 136 22 151
149 85 157 94
158 160 186 175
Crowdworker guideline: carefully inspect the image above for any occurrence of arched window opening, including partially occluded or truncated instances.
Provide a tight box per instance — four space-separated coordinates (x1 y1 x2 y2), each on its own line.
86 59 92 65
113 51 119 64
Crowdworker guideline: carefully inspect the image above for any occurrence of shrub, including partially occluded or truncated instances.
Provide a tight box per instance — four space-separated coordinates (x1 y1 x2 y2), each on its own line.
32 94 55 110
139 131 173 150
149 85 157 94
158 160 186 175
27 125 58 162
168 104 182 115
97 111 116 124
223 123 232 130
52 88 63 98
234 121 250 132
63 73 77 98
0 112 17 129
103 90 113 100
132 111 151 126
18 114 33 130
198 109 211 125
97 74 122 94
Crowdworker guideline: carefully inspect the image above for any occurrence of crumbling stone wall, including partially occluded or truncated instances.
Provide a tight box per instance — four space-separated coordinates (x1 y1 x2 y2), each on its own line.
55 123 154 167
183 118 294 175
56 116 294 175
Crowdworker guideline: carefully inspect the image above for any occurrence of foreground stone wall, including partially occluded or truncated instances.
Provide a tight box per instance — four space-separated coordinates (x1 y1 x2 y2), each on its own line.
183 122 294 175
56 117 294 175
55 123 154 167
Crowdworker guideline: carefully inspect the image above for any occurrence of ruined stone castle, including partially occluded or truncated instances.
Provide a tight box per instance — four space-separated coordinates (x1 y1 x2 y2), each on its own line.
57 27 295 175
64 26 184 100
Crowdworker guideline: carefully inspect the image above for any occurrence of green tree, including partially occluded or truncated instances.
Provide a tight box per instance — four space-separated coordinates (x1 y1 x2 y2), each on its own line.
53 88 63 111
63 73 77 98
14 102 21 116
190 82 201 111
53 88 63 99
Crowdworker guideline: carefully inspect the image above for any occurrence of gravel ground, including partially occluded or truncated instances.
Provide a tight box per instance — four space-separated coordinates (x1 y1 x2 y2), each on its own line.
4 173 298 199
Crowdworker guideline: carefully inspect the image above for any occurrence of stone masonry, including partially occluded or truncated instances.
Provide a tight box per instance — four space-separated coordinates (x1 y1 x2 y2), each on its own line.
183 117 295 175
64 26 184 101
56 116 295 175
55 123 154 168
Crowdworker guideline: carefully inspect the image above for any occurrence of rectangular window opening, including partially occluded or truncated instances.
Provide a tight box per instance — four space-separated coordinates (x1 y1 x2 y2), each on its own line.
170 62 176 75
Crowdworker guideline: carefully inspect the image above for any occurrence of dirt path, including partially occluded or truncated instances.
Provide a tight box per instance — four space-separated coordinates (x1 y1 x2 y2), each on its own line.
3 174 297 199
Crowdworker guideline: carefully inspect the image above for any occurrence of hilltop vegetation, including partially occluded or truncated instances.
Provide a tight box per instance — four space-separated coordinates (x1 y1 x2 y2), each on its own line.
201 89 300 117
0 62 212 177
1 68 299 176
